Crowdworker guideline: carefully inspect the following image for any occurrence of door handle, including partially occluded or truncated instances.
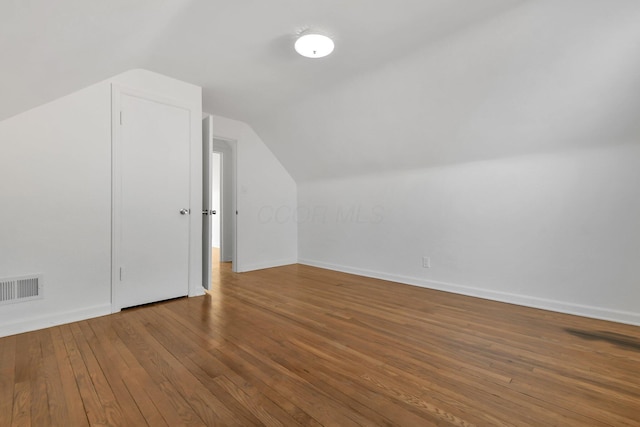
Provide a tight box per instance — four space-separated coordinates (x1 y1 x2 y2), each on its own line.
180 208 190 215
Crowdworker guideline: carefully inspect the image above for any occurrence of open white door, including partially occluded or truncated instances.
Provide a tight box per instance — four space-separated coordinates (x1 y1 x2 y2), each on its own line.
202 117 213 290
112 88 191 310
202 116 238 282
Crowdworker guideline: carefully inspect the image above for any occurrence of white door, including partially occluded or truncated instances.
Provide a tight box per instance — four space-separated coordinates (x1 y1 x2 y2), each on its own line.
202 117 212 290
113 90 191 310
202 117 238 287
211 152 222 249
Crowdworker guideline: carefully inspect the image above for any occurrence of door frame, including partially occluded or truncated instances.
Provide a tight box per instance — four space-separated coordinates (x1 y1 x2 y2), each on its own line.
111 84 197 312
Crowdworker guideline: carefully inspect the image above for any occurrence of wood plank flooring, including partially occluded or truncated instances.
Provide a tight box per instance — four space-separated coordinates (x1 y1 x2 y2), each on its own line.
1 260 639 426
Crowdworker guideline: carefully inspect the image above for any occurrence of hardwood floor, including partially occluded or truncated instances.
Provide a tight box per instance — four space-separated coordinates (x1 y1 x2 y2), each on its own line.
1 262 639 426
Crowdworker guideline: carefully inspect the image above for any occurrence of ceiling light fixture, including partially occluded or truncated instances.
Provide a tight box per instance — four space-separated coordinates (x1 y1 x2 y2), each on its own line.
295 33 334 58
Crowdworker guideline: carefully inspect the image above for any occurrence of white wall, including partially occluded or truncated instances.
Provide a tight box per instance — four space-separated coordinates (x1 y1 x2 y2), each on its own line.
0 81 112 337
244 1 640 326
0 69 202 337
208 114 298 272
299 142 640 325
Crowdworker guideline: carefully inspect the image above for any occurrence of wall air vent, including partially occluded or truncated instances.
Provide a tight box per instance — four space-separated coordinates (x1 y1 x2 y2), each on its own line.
0 275 42 305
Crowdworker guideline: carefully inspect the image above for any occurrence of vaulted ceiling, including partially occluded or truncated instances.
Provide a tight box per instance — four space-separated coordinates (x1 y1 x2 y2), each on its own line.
3 0 640 181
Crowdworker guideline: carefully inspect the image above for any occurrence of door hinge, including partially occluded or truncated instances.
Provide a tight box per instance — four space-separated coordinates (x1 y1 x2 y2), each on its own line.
119 267 124 281
119 111 123 125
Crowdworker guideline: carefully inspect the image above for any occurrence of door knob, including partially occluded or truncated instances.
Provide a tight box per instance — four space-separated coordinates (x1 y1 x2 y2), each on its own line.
212 210 216 215
180 208 190 215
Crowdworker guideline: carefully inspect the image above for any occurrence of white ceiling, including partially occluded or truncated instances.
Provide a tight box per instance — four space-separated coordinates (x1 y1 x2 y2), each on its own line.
1 0 520 122
253 0 640 180
3 0 640 181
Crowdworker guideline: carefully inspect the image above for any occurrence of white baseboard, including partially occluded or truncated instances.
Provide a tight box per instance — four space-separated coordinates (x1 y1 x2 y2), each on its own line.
238 258 298 273
0 304 112 338
299 258 640 327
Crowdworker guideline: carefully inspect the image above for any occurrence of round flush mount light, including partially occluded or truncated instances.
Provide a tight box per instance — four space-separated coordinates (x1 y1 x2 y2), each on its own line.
295 33 335 58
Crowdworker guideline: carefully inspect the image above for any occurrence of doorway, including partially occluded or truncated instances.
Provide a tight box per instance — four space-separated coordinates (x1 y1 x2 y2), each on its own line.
211 151 222 268
202 116 237 290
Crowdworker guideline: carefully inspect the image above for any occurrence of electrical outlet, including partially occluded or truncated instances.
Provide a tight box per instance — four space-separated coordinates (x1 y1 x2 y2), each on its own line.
422 256 431 268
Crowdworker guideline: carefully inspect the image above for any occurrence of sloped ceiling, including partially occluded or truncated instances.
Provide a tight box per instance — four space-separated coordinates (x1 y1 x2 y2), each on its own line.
3 0 640 181
252 0 640 181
